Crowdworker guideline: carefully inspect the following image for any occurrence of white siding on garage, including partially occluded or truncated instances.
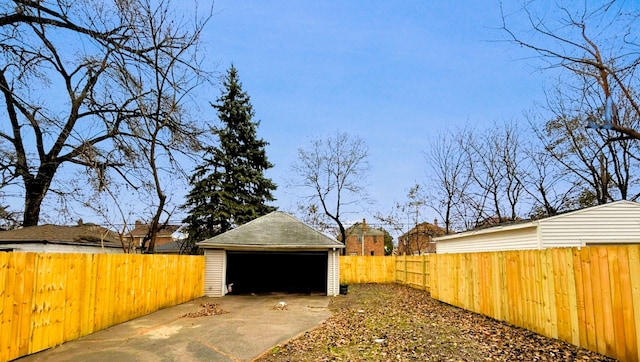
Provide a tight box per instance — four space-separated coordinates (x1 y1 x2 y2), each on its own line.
436 225 539 254
327 249 340 296
435 201 640 254
204 249 226 297
539 200 640 247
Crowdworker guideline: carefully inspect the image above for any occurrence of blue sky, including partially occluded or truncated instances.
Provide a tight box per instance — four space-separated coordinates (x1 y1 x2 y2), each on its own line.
199 1 552 226
2 1 560 230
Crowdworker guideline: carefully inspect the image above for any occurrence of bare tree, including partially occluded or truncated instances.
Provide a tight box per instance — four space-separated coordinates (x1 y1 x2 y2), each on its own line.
519 134 578 218
73 184 136 252
0 0 213 227
532 90 640 207
294 203 336 236
291 132 370 248
116 1 211 252
461 122 528 227
424 129 471 233
500 122 527 220
376 184 429 255
0 204 19 230
501 1 640 140
426 123 531 231
465 131 504 223
501 1 640 208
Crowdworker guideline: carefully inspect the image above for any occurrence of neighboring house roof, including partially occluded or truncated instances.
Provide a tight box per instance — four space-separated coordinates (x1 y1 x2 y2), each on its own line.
0 223 122 248
197 211 345 250
397 221 446 255
128 221 181 238
155 240 182 254
345 222 385 238
399 222 447 240
472 216 524 230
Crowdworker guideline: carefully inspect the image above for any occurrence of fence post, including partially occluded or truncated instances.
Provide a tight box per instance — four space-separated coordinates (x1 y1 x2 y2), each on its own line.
422 255 429 293
403 255 408 285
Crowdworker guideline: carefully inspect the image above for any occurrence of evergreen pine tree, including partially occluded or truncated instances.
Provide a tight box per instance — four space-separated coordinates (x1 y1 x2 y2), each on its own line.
181 65 277 253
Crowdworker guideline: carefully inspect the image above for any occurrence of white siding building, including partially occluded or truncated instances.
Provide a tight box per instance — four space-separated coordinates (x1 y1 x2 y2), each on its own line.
198 211 344 297
435 201 640 254
0 242 123 254
0 223 124 254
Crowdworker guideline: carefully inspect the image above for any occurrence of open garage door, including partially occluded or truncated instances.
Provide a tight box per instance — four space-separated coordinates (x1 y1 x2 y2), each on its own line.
226 251 328 295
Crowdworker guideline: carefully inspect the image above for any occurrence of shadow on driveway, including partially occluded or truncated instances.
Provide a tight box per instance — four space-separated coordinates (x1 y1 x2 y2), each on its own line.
16 294 332 362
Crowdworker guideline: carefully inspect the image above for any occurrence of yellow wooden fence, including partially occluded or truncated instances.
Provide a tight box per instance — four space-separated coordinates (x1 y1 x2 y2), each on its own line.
338 255 431 290
0 252 205 362
394 255 430 292
357 247 640 361
4 248 638 361
429 246 640 362
340 256 396 284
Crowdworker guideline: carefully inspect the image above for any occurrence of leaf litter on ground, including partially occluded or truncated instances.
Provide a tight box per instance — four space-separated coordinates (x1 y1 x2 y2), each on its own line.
257 283 617 362
181 303 228 318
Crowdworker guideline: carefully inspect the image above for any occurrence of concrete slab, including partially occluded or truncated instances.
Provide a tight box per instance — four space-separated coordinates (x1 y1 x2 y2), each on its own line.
15 294 332 362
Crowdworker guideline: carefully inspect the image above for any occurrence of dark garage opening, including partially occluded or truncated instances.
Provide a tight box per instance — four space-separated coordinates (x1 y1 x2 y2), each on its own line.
226 251 328 295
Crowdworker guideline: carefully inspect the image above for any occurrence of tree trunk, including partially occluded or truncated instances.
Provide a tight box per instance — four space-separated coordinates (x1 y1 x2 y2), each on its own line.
22 164 57 226
146 192 166 254
23 186 44 227
338 223 346 256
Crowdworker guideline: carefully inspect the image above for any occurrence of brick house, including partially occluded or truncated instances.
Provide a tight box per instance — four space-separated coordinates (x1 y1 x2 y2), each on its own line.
397 220 446 255
127 220 183 250
343 219 385 256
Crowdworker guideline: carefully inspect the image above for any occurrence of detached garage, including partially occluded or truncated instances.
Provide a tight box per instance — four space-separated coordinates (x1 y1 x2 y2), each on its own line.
197 211 345 297
435 200 640 254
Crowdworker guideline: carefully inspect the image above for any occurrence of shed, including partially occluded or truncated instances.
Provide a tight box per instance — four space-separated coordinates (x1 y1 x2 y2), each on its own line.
197 211 345 297
435 200 640 254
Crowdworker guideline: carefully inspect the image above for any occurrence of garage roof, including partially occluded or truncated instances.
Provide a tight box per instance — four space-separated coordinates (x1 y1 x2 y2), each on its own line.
197 211 345 250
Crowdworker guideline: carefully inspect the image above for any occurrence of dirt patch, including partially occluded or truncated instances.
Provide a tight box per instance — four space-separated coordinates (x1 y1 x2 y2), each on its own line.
257 284 616 361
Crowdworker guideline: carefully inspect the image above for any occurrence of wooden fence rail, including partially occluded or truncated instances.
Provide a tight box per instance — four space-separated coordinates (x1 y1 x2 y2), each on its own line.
0 252 205 362
394 255 430 292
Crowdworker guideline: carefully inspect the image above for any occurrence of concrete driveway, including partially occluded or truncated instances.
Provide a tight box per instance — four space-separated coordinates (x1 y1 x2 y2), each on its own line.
16 293 332 362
